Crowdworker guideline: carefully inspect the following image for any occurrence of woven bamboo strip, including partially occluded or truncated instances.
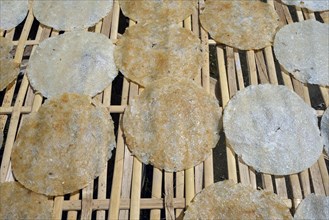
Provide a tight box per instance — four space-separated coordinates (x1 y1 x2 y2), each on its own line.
255 50 270 83
226 47 252 186
67 191 79 220
185 168 195 207
302 10 329 197
253 10 290 198
317 155 329 195
81 183 93 219
0 10 34 182
108 113 125 219
119 145 134 218
190 10 204 194
234 52 245 91
246 49 277 193
233 51 257 189
173 17 186 212
129 156 142 219
0 31 16 160
181 15 197 209
60 197 292 210
320 87 329 107
217 46 238 182
175 171 184 218
107 3 124 219
52 196 64 220
201 26 214 188
95 14 115 219
117 78 131 220
127 18 143 219
165 172 175 220
150 168 162 219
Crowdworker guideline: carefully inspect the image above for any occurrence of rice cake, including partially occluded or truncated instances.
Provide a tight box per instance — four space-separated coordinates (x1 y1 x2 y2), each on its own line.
27 31 117 98
282 0 329 12
0 36 20 91
184 180 292 219
199 0 280 50
223 84 323 175
0 0 28 30
123 77 221 172
294 194 329 219
119 0 197 24
0 182 52 219
32 0 113 31
321 108 329 155
11 93 116 196
274 20 329 86
115 23 203 87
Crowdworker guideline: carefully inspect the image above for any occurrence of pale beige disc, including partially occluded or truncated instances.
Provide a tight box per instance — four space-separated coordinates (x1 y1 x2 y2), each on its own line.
274 20 329 86
12 93 116 196
184 180 292 219
123 77 221 172
119 0 197 24
0 182 52 219
32 0 113 30
321 108 329 155
0 36 19 91
199 0 280 50
115 23 203 87
223 84 323 175
0 0 28 30
282 0 329 12
27 31 117 98
294 194 329 219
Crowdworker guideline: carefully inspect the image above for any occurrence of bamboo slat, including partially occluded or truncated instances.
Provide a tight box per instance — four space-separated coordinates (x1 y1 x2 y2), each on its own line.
0 1 328 220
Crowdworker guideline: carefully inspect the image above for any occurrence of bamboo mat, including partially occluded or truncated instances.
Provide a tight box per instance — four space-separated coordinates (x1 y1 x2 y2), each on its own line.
0 1 328 219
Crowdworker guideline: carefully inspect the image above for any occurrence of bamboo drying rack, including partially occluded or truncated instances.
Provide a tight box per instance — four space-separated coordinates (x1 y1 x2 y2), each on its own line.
0 1 328 219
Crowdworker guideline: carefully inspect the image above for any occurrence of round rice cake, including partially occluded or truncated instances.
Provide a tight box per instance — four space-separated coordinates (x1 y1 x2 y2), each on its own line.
321 108 329 155
294 194 329 219
119 0 197 24
223 84 323 175
115 23 203 87
274 20 329 86
11 93 116 196
0 36 20 91
184 180 292 219
123 77 221 172
32 0 113 30
199 0 280 50
0 0 28 30
0 182 52 219
282 0 329 12
27 31 117 98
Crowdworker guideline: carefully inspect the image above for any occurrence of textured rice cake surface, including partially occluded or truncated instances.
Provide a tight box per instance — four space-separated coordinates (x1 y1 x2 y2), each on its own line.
12 93 116 196
123 77 221 172
0 36 19 91
199 0 279 50
0 0 28 30
282 0 329 12
27 31 117 98
0 182 52 219
184 180 292 219
119 0 197 24
32 0 113 30
274 20 329 86
294 194 329 219
321 108 329 155
115 23 202 87
223 84 323 175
